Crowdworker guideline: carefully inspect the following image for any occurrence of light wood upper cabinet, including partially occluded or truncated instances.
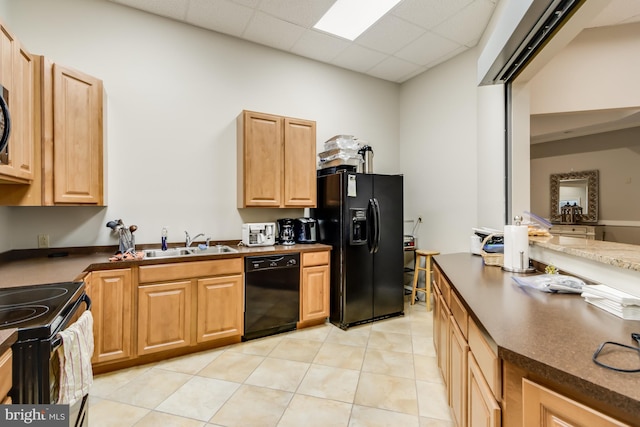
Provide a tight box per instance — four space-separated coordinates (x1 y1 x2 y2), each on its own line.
0 54 106 205
0 21 35 184
283 117 316 207
237 110 316 208
48 62 104 205
87 269 134 364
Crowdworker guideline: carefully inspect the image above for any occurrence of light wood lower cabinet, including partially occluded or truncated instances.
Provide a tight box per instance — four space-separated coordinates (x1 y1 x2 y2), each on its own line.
437 291 450 391
522 378 630 427
433 263 500 427
197 274 243 343
450 318 469 427
0 347 12 403
136 258 243 357
86 269 134 364
300 251 330 325
138 281 192 355
468 354 501 427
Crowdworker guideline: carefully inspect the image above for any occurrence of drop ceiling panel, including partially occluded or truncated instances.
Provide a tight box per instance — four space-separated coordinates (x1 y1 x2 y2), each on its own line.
396 31 462 66
112 0 190 20
103 0 639 83
243 11 306 51
367 55 421 83
330 44 388 74
186 0 253 37
432 0 496 46
355 14 425 55
291 30 350 63
391 0 474 30
258 0 334 28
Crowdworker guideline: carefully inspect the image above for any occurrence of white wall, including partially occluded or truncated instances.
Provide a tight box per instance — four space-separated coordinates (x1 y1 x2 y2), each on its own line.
399 49 480 254
1 0 400 249
529 22 640 114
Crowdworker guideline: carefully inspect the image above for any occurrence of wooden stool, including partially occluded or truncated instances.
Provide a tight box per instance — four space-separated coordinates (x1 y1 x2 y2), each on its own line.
411 249 440 311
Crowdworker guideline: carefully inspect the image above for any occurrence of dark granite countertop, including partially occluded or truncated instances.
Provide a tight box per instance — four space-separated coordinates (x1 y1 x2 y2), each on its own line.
435 253 640 419
0 243 332 288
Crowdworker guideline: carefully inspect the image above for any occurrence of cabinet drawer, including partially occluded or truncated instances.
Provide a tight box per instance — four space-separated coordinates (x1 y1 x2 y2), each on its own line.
439 273 451 307
450 291 468 338
468 317 501 401
0 349 12 399
302 251 329 267
139 258 242 283
553 226 590 235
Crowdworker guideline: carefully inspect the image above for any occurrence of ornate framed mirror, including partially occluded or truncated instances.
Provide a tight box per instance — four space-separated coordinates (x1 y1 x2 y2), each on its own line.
550 170 599 224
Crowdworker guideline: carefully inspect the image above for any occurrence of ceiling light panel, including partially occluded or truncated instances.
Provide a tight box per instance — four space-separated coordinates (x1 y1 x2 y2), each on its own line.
313 0 403 41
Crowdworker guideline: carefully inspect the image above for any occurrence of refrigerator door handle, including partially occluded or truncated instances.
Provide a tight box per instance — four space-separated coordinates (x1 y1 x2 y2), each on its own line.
367 198 376 253
372 197 381 253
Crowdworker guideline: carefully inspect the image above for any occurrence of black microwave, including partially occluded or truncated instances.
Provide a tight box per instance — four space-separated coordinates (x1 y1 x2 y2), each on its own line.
0 84 11 165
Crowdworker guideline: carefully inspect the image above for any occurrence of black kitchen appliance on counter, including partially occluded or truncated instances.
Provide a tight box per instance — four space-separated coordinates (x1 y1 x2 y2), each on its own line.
294 217 317 243
276 218 296 245
0 282 91 427
313 171 404 329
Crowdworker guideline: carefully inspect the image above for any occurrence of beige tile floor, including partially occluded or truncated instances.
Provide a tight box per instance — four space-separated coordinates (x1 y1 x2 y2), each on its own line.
89 299 454 427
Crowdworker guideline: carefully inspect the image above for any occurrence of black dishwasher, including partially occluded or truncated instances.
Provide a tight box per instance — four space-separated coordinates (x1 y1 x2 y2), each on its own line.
244 253 300 340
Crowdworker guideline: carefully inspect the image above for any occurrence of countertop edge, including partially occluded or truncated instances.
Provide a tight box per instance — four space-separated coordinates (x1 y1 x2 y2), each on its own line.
434 252 640 421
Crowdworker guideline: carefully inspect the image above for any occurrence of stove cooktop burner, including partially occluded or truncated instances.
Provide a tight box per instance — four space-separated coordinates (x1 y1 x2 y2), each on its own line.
0 282 85 339
0 287 69 307
0 305 50 327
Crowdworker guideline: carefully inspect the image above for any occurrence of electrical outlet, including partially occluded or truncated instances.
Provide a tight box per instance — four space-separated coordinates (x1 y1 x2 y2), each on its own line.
38 234 49 248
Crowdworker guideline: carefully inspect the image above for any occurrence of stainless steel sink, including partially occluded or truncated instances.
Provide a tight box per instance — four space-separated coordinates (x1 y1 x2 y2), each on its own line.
143 245 238 259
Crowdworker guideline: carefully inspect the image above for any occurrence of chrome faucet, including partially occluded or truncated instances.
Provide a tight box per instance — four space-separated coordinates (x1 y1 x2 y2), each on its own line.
185 231 205 247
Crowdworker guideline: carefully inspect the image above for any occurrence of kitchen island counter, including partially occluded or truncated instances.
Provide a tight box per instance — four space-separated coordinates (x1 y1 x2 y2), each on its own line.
435 253 640 425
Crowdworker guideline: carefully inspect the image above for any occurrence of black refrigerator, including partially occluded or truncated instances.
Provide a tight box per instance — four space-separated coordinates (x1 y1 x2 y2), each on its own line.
313 171 404 329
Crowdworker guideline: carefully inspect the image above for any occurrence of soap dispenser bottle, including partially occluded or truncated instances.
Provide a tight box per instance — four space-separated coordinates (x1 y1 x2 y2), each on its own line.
161 227 168 251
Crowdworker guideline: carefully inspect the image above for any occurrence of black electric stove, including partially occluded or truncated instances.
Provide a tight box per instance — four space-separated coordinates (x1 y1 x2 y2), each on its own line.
0 281 90 427
0 282 85 339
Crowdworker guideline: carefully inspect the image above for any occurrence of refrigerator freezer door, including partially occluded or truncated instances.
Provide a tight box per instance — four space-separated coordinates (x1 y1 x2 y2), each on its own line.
372 174 404 319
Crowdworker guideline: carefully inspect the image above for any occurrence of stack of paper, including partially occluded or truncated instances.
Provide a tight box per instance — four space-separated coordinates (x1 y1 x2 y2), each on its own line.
581 284 640 320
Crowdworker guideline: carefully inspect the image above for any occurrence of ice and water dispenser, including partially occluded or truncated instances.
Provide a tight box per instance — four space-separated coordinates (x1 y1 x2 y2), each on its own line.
350 208 368 245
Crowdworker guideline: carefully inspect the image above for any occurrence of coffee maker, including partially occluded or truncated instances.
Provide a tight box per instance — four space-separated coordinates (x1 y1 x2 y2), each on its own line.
277 218 295 245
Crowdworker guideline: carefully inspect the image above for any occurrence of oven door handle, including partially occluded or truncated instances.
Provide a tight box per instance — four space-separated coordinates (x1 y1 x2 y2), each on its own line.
50 293 92 350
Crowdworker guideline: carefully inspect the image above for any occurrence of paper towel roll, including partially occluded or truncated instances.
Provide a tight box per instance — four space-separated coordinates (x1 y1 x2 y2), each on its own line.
503 225 529 271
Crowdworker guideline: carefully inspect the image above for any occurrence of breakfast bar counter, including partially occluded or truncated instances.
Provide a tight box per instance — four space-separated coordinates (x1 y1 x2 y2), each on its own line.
434 253 640 426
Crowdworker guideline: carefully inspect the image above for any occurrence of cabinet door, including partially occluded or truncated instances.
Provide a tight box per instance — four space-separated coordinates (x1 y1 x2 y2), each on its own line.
238 111 282 207
522 378 630 427
468 354 501 427
301 265 329 322
433 278 441 355
450 317 469 427
197 275 243 343
0 26 34 183
437 292 450 390
52 63 104 204
138 281 192 355
89 269 134 364
283 117 316 207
